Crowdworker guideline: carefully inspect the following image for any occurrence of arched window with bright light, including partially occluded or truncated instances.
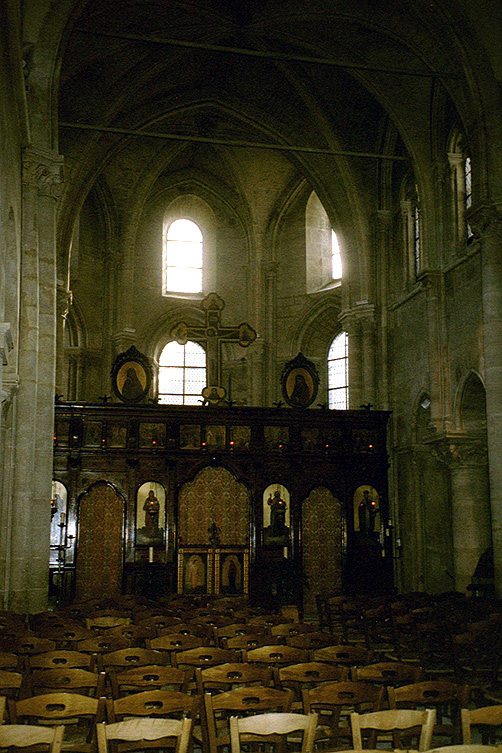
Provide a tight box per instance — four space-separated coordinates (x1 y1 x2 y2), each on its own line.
332 230 342 279
158 340 206 405
163 219 203 294
328 332 348 409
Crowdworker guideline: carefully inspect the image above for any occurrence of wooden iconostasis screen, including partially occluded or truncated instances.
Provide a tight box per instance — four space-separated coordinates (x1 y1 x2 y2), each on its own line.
75 482 124 602
302 486 342 613
178 466 250 545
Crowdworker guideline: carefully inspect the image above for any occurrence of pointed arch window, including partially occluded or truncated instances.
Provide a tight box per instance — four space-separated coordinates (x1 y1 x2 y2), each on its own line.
158 340 206 405
163 219 203 294
332 230 342 279
328 332 348 409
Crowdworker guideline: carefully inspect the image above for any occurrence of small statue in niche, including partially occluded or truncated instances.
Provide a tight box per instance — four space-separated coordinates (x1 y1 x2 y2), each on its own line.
264 489 290 546
143 490 160 537
358 489 379 534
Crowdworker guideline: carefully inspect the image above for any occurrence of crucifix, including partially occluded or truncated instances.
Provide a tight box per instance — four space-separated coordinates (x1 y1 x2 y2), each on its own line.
171 292 257 404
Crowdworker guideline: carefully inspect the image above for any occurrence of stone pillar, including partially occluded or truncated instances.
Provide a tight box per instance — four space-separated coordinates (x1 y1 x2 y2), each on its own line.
432 439 491 592
263 262 278 406
469 205 502 595
55 285 72 398
339 311 361 409
374 210 391 409
0 325 13 404
417 270 444 430
7 147 63 612
359 306 376 407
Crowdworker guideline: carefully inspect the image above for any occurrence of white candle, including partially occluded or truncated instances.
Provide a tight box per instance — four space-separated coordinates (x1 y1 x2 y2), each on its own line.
60 513 65 526
148 547 154 563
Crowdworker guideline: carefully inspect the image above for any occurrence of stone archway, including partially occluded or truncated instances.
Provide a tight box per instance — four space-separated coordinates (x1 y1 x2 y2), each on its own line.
75 482 125 602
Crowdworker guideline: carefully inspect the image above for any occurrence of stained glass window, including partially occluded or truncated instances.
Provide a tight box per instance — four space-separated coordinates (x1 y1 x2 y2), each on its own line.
328 332 348 409
164 219 203 294
158 340 206 405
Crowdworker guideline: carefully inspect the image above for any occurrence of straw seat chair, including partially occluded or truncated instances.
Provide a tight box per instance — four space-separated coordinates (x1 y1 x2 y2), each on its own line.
229 711 318 753
350 707 436 751
96 716 194 753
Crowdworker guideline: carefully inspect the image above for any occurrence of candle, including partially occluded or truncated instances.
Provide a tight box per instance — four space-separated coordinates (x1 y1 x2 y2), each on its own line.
148 547 154 563
60 513 65 526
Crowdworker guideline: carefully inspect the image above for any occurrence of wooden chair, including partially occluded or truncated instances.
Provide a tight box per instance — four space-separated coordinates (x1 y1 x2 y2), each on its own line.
99 647 168 674
136 615 183 634
106 689 200 723
28 667 106 698
0 668 23 708
76 636 131 660
388 679 470 744
428 747 502 753
350 707 436 751
147 634 206 661
10 692 105 753
222 634 275 651
0 724 64 753
27 650 94 672
195 662 274 695
96 717 194 753
352 660 424 686
313 644 373 667
275 661 349 707
213 623 267 647
461 705 502 745
86 616 131 633
8 636 57 663
160 623 214 642
247 615 294 628
0 651 23 672
110 664 190 698
302 680 385 748
171 647 236 673
229 711 318 753
286 633 337 651
104 623 155 645
204 685 293 753
242 645 308 667
35 626 94 648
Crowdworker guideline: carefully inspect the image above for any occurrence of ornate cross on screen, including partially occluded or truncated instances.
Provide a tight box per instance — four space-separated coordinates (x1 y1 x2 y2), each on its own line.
171 292 257 403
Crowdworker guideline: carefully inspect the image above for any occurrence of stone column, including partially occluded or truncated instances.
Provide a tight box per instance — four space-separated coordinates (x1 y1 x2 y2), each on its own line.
263 262 278 406
339 311 361 409
359 305 376 407
469 205 502 595
432 439 491 592
417 270 444 430
7 147 63 612
55 285 72 398
374 210 391 409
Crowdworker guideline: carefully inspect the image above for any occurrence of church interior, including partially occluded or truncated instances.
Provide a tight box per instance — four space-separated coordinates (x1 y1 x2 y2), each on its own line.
1 0 502 618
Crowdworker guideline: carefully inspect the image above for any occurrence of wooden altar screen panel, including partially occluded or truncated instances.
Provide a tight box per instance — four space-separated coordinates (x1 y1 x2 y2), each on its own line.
75 482 125 601
302 487 342 613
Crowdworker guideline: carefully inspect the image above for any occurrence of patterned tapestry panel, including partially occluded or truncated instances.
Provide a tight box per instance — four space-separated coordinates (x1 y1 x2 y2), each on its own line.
76 483 124 602
178 466 250 545
302 487 342 615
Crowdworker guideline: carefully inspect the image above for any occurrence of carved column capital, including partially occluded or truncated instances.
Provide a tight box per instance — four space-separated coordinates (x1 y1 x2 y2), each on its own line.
22 147 64 198
0 323 14 367
466 204 502 240
417 268 441 294
428 437 488 467
57 286 73 320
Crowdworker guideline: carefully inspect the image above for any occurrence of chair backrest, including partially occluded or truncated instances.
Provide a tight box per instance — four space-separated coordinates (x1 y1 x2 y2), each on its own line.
11 691 103 724
96 716 193 753
223 634 274 651
229 712 318 753
388 679 470 708
29 668 106 697
313 645 373 666
28 650 94 671
111 664 190 698
100 647 167 671
106 690 199 723
195 662 274 694
286 633 337 650
0 724 64 753
76 636 131 655
428 747 502 753
350 707 436 751
352 661 423 685
205 687 293 753
276 661 349 700
147 634 206 653
86 616 131 632
171 646 236 670
461 705 502 744
242 645 308 666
